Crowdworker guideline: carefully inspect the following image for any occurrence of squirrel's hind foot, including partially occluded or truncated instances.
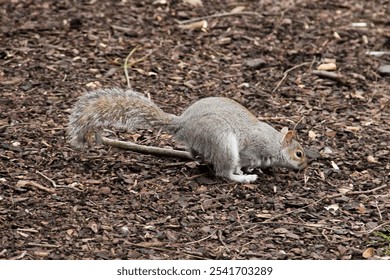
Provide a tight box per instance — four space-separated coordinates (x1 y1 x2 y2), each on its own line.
228 173 258 183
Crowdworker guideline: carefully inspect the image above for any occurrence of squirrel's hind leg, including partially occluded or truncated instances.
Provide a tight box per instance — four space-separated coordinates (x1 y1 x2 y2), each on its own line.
215 133 258 183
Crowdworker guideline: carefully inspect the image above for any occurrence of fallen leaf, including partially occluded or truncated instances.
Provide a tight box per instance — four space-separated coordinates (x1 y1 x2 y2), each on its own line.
308 130 317 139
324 204 339 211
90 223 98 233
182 0 203 6
274 228 289 234
317 63 337 71
179 20 207 31
231 6 246 12
357 203 366 214
345 126 361 132
331 161 340 171
362 247 374 259
338 187 353 194
325 130 337 138
367 155 378 163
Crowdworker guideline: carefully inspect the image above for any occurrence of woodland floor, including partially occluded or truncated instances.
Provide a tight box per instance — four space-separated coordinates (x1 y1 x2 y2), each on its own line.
0 0 389 260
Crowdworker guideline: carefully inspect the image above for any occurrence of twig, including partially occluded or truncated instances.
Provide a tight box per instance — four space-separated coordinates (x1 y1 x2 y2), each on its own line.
342 185 388 196
124 46 140 89
36 171 83 192
124 47 155 89
218 230 230 253
27 243 60 248
0 249 7 257
10 251 27 260
273 62 312 92
16 180 56 194
256 116 297 123
375 200 383 221
366 221 390 234
185 231 216 245
311 70 349 84
36 171 57 188
176 11 262 25
101 136 193 160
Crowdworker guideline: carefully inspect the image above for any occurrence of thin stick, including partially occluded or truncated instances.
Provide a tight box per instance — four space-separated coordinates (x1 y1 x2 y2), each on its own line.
36 171 83 192
177 11 262 25
185 231 216 245
218 230 230 253
124 47 154 89
124 45 140 89
273 62 312 92
36 170 57 188
27 243 60 248
312 70 348 84
16 180 56 194
366 221 390 234
101 136 193 160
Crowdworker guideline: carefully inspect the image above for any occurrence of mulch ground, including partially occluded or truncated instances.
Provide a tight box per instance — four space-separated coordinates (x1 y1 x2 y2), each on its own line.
1 0 389 260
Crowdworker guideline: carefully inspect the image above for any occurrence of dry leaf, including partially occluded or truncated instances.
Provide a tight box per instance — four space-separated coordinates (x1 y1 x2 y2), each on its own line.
338 187 352 194
345 126 361 132
325 130 337 138
231 6 246 13
333 31 341 39
85 81 102 89
357 203 366 214
90 223 98 233
274 228 289 234
322 146 333 154
308 130 317 139
367 155 378 163
317 63 337 71
350 91 365 100
255 213 272 219
179 20 207 31
324 204 339 211
182 0 203 6
319 171 325 180
331 161 340 171
130 133 141 142
362 247 374 259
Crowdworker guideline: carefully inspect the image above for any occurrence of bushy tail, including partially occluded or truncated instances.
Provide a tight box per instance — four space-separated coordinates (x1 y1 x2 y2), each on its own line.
67 88 176 148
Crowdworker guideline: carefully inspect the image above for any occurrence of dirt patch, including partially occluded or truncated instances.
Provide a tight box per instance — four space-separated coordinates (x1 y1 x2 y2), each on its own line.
1 0 389 259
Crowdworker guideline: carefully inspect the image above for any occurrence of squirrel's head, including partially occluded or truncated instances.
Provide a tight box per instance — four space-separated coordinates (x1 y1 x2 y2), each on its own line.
279 128 307 170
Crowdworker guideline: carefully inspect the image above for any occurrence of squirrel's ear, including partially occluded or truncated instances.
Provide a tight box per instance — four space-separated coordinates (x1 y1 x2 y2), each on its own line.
282 130 295 146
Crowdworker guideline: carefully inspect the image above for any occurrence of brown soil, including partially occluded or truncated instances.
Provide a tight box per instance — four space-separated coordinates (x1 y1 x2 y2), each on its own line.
1 0 389 260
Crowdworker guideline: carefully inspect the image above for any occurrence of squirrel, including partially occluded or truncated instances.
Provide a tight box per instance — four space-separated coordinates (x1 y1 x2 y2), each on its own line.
67 88 307 183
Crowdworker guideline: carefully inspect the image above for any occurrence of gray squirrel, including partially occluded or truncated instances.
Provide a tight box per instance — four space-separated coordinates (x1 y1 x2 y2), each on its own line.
68 88 307 183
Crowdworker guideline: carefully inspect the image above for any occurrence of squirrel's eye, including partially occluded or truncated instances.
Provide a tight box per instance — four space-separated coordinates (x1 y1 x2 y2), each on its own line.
296 151 303 158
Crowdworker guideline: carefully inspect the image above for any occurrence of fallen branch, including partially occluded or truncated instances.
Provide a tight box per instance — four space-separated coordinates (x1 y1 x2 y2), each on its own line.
176 11 262 25
101 136 193 160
